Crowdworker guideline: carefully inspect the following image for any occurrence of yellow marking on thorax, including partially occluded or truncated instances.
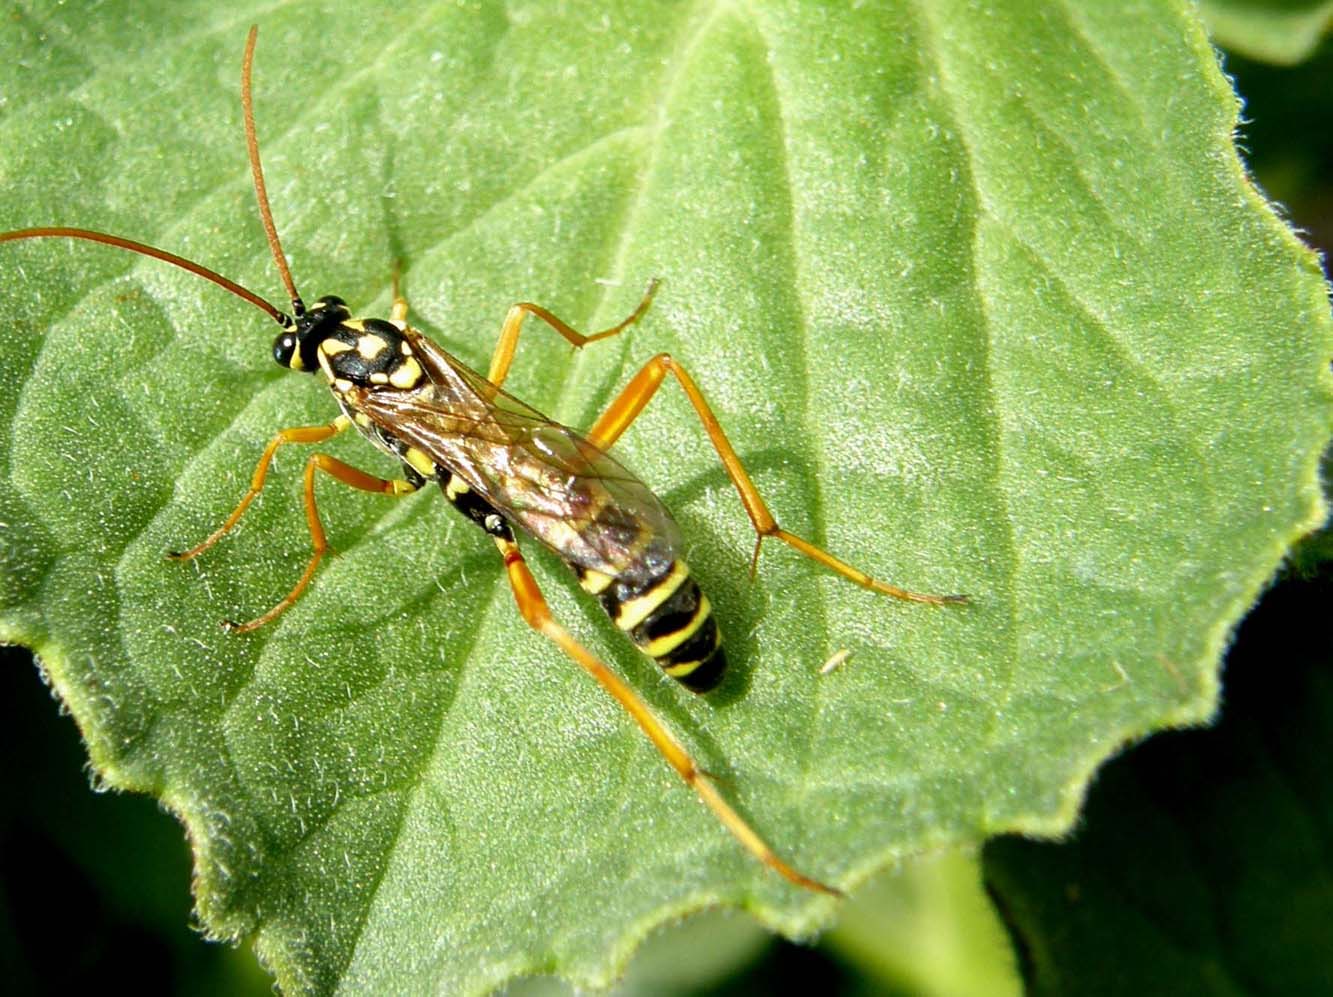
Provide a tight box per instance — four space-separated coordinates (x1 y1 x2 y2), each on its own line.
389 356 423 388
615 561 690 632
642 595 712 659
317 338 351 379
403 446 436 479
356 334 389 360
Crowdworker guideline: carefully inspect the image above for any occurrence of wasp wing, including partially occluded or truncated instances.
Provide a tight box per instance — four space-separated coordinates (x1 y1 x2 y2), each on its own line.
355 330 684 587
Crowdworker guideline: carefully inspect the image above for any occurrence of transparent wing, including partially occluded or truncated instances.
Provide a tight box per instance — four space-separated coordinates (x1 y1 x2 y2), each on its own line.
356 332 683 584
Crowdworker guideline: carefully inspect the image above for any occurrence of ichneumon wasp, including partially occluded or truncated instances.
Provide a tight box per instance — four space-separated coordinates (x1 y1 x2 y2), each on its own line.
1 26 966 896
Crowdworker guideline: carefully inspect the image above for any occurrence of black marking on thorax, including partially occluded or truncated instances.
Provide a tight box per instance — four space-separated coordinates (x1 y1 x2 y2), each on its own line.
317 318 424 393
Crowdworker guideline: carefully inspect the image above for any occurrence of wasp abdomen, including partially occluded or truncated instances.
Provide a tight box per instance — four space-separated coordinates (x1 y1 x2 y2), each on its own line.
583 560 726 693
439 472 514 539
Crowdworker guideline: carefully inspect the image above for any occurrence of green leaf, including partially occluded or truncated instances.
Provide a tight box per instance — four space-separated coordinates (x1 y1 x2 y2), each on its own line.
1 2 1329 993
983 571 1333 995
1200 0 1333 65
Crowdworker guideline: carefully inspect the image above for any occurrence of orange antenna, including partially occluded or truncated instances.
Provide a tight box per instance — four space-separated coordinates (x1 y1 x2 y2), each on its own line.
0 25 303 331
0 226 291 328
241 25 303 316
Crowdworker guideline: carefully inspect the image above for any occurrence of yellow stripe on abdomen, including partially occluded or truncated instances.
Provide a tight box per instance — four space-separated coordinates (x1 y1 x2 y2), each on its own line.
594 559 726 693
612 560 690 632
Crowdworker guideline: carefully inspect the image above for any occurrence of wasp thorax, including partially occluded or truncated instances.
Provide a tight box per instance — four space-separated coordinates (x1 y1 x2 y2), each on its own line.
312 316 425 392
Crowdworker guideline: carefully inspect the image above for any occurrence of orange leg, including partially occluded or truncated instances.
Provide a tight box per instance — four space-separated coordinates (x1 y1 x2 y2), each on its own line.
387 274 655 389
169 416 353 561
220 453 420 633
588 354 967 606
495 534 841 896
486 279 659 388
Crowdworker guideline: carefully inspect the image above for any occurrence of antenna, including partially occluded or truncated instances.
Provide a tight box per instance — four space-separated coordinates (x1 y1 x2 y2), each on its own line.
0 25 298 331
0 226 290 327
241 25 303 317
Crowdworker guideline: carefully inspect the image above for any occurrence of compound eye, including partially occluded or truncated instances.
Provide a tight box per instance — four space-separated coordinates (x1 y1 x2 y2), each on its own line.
315 294 346 309
273 332 300 369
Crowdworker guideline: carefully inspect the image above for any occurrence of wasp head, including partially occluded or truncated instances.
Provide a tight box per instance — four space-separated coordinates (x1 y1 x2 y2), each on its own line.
272 295 350 373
